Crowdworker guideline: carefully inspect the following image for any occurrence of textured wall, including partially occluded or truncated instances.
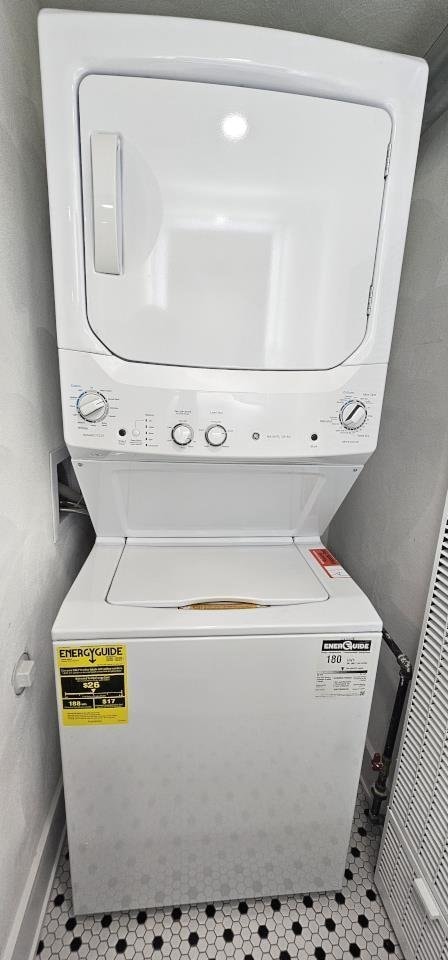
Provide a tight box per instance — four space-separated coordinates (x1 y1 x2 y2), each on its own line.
0 1 93 952
40 0 448 57
328 107 448 771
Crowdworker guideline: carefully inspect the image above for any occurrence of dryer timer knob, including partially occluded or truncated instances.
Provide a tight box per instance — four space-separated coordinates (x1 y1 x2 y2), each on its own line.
77 391 109 423
339 399 367 430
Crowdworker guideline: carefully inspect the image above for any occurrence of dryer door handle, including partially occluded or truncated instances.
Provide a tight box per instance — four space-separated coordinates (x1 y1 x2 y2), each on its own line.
91 132 122 275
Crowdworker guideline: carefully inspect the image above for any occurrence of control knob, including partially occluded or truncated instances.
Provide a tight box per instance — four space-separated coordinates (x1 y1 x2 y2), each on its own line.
206 424 227 447
171 423 193 446
77 391 109 423
339 399 367 431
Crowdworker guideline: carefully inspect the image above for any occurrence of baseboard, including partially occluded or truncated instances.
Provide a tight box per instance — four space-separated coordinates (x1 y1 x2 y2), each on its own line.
3 778 66 960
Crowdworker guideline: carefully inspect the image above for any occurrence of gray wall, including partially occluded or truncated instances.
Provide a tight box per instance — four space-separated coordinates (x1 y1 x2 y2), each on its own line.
0 1 93 954
328 105 448 773
39 0 448 57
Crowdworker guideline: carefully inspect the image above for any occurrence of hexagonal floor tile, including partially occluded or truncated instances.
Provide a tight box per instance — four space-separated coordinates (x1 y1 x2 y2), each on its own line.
35 787 402 959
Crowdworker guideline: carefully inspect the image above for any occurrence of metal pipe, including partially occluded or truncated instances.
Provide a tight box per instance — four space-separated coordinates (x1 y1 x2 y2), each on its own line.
382 628 412 675
369 628 412 820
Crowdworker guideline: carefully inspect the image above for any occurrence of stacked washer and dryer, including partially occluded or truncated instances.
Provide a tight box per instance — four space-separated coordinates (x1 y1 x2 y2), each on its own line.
38 10 427 915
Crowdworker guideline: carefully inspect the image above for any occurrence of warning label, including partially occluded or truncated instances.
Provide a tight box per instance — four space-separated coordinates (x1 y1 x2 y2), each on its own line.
309 547 350 579
315 641 369 698
57 645 128 726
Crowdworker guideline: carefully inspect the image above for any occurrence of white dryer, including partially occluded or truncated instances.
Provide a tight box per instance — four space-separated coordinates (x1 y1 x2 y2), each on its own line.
39 10 427 914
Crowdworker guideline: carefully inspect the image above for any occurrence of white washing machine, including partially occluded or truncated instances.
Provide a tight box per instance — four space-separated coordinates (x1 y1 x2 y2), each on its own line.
53 538 381 914
39 10 427 914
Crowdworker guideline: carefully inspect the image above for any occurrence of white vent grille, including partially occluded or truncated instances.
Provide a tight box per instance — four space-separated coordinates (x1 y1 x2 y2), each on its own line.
376 815 448 960
391 527 448 901
376 500 448 959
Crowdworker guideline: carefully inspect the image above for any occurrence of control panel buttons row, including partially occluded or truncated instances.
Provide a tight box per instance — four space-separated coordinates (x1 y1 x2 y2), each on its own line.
171 423 228 447
75 391 368 440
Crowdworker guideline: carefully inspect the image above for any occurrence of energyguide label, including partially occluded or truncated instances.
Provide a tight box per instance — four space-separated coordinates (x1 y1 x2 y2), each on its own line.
56 644 128 725
315 639 371 698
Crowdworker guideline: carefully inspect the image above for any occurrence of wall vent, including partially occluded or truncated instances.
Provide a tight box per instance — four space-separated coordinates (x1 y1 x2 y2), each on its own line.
376 814 448 960
376 496 448 959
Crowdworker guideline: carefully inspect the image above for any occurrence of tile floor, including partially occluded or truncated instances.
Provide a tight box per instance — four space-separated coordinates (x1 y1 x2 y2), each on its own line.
36 789 402 960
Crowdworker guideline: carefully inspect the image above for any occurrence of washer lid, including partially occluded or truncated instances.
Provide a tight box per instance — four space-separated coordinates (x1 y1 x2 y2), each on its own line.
107 542 328 608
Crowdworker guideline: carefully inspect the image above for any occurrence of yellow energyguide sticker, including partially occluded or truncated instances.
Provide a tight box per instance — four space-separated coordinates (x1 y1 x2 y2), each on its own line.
57 644 128 726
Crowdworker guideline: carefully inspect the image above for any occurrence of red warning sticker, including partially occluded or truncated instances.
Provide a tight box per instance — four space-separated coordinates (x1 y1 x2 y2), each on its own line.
309 548 350 579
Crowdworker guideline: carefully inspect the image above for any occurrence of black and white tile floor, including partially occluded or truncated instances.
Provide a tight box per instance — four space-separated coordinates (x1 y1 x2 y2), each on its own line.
36 789 402 960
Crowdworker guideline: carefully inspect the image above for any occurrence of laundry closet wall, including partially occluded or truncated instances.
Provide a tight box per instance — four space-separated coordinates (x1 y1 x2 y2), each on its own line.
0 2 93 956
328 86 448 789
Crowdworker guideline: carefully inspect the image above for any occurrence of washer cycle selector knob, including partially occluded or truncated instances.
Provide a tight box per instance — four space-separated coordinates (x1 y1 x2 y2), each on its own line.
77 391 109 423
339 399 368 430
171 423 193 446
206 424 227 447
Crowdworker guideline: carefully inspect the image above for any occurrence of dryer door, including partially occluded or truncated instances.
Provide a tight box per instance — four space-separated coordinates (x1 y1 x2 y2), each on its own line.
79 76 391 370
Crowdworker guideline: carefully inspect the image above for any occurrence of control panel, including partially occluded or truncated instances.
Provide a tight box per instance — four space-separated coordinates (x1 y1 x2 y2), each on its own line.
60 352 387 461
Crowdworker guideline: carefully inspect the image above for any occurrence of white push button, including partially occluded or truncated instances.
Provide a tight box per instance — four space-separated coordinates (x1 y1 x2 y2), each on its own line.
206 424 227 447
171 423 193 446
